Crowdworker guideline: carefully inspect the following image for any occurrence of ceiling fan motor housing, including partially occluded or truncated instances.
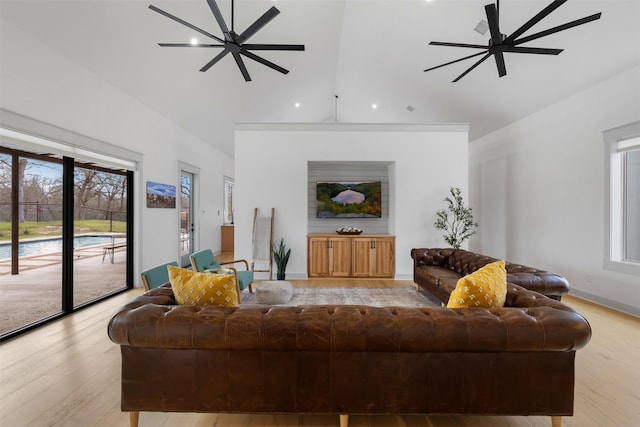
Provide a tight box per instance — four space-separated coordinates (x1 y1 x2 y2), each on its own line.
489 33 507 46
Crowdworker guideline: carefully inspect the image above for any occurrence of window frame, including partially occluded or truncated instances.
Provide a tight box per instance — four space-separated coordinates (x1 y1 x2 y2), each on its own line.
604 121 640 275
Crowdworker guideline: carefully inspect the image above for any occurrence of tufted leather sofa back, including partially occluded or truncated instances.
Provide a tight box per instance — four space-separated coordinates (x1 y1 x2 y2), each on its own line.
447 250 497 275
411 248 570 299
108 284 590 353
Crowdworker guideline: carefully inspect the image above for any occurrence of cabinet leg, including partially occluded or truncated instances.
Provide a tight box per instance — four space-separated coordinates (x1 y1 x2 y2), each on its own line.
339 414 349 427
551 416 562 427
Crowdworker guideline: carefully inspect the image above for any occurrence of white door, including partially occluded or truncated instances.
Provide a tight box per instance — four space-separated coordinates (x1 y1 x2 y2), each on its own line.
180 170 195 267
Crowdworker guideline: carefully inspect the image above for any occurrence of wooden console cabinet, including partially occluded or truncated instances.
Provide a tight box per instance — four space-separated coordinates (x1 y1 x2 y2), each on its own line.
307 234 395 278
221 225 234 253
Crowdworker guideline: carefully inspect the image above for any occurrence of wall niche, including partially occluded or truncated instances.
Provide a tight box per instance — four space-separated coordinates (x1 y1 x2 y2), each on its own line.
308 161 392 234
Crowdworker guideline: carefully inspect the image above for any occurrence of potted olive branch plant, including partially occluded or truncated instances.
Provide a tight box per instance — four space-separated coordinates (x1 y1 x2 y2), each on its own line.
434 187 478 249
273 238 291 280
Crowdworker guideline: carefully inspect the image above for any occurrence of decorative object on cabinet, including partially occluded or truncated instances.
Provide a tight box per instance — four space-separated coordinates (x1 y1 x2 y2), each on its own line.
336 226 362 235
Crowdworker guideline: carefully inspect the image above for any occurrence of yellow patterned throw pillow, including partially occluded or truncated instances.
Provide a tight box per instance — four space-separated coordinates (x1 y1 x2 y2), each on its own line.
447 260 507 309
168 265 239 307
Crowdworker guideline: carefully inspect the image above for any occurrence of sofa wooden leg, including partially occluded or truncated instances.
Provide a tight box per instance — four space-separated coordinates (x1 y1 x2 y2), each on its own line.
339 414 349 427
551 416 562 427
129 411 139 427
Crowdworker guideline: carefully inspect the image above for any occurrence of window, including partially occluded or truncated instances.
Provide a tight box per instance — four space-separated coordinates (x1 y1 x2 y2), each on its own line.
605 122 640 273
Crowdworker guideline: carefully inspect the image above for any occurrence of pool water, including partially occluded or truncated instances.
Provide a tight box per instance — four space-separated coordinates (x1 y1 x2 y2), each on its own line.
0 235 114 260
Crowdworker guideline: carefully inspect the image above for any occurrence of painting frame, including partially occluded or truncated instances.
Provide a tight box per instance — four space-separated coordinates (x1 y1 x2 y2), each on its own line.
316 180 382 218
146 181 176 208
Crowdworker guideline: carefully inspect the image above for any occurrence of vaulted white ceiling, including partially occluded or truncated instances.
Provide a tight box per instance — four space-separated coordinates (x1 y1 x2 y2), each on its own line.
1 0 639 157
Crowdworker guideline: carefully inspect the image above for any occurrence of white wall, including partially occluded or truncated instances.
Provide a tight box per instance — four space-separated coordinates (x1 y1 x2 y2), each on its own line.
234 124 469 279
0 19 234 283
470 65 640 316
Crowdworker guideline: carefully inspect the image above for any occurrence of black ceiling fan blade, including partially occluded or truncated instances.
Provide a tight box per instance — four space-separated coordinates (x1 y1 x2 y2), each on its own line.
501 46 563 55
430 41 488 49
149 5 225 44
206 0 232 41
513 13 602 46
504 0 567 44
232 52 252 81
237 6 280 44
199 49 230 72
243 44 305 51
452 52 492 82
241 50 289 74
485 3 502 43
493 51 507 77
424 50 487 72
158 43 224 48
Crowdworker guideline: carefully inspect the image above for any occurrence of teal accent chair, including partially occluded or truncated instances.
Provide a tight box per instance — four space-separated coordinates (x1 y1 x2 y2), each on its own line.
189 249 254 293
140 261 179 291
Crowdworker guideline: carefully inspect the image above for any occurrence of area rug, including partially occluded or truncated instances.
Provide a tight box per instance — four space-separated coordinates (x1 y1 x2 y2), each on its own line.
241 286 439 307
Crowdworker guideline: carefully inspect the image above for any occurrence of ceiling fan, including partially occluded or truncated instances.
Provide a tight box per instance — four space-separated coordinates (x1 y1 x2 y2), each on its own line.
423 0 601 82
149 0 305 81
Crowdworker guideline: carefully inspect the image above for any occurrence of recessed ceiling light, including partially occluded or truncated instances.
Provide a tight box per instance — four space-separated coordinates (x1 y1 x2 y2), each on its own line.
295 102 301 108
190 38 199 45
372 104 378 109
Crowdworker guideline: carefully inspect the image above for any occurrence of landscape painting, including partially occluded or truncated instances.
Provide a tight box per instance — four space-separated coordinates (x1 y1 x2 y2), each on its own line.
316 181 382 218
146 181 176 208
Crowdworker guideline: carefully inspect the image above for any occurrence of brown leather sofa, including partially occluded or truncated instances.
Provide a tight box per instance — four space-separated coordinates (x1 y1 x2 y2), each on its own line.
411 248 570 302
108 283 590 427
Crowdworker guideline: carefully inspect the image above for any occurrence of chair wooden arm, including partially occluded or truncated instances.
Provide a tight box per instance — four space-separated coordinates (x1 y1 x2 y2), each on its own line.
220 259 250 271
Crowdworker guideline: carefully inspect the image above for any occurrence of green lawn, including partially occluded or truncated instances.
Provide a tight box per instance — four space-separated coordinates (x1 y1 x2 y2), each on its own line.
0 220 126 242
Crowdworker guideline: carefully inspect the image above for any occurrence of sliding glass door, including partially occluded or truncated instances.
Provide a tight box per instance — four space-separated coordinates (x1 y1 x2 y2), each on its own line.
0 151 64 336
73 164 129 307
0 146 133 340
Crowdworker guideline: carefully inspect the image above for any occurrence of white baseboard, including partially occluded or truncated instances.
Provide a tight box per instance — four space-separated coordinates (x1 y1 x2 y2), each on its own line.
569 289 640 318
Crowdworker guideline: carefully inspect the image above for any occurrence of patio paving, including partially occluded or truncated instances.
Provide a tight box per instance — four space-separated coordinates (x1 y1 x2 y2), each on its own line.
0 245 128 336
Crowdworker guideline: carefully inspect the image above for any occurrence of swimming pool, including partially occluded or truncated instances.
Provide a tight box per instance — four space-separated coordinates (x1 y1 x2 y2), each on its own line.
0 235 114 260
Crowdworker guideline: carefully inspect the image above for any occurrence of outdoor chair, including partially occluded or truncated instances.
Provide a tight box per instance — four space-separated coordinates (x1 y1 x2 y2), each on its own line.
189 249 254 293
140 261 179 291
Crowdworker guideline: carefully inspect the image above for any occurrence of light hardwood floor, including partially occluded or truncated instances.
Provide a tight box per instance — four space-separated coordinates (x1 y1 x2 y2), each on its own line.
0 280 638 427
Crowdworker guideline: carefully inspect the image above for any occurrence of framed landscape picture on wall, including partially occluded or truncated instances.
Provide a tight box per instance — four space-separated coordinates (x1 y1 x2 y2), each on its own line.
316 181 382 218
146 181 176 208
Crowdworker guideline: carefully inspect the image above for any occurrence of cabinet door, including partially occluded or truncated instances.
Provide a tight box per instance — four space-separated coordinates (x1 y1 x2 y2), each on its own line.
308 237 329 277
351 238 374 277
329 237 352 277
371 237 395 277
221 226 234 253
